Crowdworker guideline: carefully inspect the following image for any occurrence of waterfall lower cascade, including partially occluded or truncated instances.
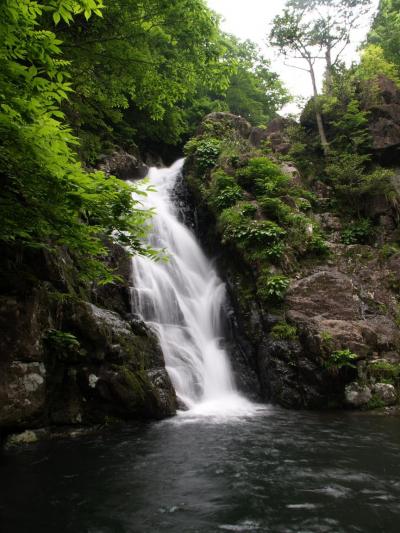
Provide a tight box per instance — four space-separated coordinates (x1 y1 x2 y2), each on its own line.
131 159 254 417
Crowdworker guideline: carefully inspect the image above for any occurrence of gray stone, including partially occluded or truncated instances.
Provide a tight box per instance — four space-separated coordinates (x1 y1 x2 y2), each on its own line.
345 382 372 407
372 383 397 406
0 362 46 427
199 112 252 139
98 150 148 181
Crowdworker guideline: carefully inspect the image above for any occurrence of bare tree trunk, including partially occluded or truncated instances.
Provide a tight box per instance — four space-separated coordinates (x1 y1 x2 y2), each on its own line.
309 62 329 156
325 46 333 96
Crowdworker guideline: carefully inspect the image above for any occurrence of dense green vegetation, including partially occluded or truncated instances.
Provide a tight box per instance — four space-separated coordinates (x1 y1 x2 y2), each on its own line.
0 0 154 286
53 1 289 160
184 114 329 323
0 0 287 289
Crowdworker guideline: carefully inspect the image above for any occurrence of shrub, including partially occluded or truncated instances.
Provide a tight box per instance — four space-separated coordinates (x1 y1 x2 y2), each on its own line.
341 218 374 245
219 205 286 248
44 329 83 360
258 197 292 223
210 186 243 211
271 322 298 341
184 137 221 173
366 395 387 410
296 197 312 212
326 153 394 212
324 349 358 370
237 157 290 196
239 221 286 246
367 360 400 386
257 273 290 302
208 170 243 210
248 242 285 263
308 233 330 256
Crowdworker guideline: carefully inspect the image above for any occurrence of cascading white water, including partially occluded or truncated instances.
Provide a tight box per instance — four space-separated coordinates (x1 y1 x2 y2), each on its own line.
131 159 254 416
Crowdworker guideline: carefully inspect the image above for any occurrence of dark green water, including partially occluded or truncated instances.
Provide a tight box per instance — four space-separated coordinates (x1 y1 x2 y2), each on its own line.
1 407 400 533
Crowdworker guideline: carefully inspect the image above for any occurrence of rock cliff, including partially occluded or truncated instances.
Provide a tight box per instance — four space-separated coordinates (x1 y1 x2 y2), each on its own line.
0 241 177 444
183 111 400 410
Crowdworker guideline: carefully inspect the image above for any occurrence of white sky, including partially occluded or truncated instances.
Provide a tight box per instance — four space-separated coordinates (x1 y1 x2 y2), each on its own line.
207 0 380 114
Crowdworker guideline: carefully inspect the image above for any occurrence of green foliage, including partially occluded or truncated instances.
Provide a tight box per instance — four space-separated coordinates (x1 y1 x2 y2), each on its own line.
285 214 328 258
387 272 400 293
329 96 371 154
0 0 156 285
296 197 312 212
367 360 400 386
45 329 80 348
47 1 288 155
185 137 221 174
208 171 243 211
247 243 286 263
257 272 290 303
368 0 400 76
44 328 83 360
358 44 400 85
270 322 298 340
54 0 234 151
320 331 334 347
366 395 387 409
341 219 374 245
378 243 400 260
325 153 394 212
237 157 290 196
219 208 286 248
222 37 290 125
308 233 330 256
259 197 292 224
269 0 373 152
325 349 358 370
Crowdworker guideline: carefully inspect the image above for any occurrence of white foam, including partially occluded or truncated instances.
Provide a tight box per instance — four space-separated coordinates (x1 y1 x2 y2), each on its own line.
131 159 255 415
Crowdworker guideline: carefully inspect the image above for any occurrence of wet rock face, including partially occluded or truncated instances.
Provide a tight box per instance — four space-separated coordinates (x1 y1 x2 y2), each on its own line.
0 244 176 438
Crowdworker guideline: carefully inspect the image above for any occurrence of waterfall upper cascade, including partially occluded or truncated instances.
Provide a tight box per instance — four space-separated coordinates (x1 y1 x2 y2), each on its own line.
131 159 254 416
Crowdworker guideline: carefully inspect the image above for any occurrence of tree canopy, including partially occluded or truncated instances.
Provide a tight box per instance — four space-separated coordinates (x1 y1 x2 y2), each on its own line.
0 0 287 288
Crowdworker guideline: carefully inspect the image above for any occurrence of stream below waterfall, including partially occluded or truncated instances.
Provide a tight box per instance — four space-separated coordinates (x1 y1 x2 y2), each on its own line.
1 410 400 532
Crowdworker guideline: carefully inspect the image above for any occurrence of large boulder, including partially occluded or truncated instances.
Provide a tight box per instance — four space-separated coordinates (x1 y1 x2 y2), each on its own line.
0 245 177 438
98 149 148 181
345 383 372 407
0 362 46 427
286 269 362 321
198 112 252 139
249 116 294 154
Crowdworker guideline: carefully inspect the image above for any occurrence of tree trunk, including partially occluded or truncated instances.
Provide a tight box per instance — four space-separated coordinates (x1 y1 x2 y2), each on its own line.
325 46 333 96
309 63 329 156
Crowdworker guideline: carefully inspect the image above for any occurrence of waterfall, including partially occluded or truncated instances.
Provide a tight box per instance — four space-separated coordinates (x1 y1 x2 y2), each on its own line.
131 159 254 416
